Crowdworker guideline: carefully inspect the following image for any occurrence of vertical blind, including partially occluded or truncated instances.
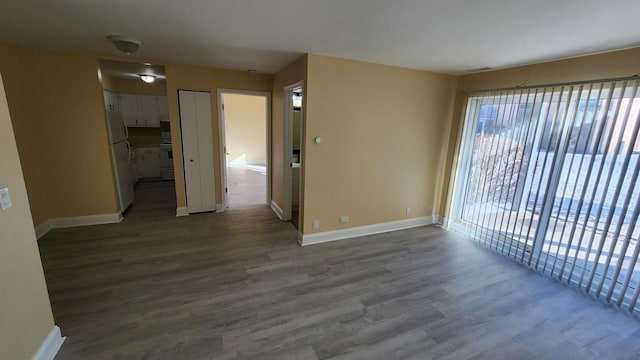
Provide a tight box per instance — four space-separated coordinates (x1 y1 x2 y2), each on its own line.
451 78 640 314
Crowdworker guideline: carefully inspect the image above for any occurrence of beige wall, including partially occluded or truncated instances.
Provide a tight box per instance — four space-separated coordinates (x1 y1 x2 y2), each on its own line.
222 93 267 164
441 47 640 215
165 63 272 209
0 43 119 226
304 54 457 234
100 74 118 92
271 55 308 215
0 72 56 360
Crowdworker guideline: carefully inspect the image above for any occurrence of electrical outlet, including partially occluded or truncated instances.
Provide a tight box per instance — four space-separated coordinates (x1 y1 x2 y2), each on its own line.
425 205 433 213
340 216 349 223
406 207 411 215
313 220 319 229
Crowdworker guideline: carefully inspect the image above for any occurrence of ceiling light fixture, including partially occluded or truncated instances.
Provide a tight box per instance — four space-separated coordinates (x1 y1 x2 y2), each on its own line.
107 35 141 55
139 74 156 83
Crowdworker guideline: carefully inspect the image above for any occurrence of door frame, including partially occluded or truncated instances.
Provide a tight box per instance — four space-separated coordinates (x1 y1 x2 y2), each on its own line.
216 88 272 211
283 81 304 223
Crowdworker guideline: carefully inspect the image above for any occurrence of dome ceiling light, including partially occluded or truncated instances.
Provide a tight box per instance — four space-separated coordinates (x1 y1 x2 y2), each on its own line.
139 74 156 83
107 35 141 55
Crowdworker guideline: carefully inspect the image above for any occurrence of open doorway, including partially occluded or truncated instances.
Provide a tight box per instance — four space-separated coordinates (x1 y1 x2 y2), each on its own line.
283 83 303 229
98 60 176 218
218 90 270 209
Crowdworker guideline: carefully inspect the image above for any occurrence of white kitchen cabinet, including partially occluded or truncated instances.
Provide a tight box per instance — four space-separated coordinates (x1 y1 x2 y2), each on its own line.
136 147 161 178
138 95 159 127
121 94 162 128
103 91 121 112
156 96 169 121
130 148 139 184
121 94 140 127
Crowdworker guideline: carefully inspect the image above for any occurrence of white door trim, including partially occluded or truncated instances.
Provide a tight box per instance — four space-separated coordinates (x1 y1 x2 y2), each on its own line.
217 89 272 211
283 81 304 223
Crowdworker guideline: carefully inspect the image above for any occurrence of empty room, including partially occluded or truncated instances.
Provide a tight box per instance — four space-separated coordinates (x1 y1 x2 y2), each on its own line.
1 1 640 359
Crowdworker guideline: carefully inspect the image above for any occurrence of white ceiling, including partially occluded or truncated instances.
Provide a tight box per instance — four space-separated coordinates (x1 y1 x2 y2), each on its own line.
1 0 639 75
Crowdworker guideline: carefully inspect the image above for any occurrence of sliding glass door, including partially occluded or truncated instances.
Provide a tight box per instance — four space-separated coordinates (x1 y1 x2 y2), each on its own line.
451 79 640 314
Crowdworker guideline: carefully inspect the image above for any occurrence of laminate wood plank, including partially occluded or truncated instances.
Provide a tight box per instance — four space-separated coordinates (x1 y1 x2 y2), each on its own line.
37 181 640 359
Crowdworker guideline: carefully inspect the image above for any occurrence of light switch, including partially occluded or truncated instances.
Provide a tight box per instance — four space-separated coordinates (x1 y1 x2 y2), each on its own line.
0 187 11 210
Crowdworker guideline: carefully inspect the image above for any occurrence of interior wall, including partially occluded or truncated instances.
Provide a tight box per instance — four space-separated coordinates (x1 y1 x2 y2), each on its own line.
304 54 457 234
441 47 640 217
0 43 119 225
223 93 267 165
164 63 272 209
100 73 118 92
0 43 49 225
0 72 56 360
271 55 308 215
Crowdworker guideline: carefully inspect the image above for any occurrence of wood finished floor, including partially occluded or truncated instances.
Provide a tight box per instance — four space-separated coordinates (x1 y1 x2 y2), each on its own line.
226 165 267 209
38 183 640 359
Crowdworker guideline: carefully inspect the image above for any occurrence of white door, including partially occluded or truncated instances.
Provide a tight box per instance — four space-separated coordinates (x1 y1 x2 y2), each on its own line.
179 90 215 213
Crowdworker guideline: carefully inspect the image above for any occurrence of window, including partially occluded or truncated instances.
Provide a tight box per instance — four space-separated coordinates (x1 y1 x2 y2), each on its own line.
450 79 640 313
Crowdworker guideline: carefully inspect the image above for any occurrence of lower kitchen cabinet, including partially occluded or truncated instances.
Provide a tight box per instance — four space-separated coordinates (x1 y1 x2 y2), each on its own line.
135 147 161 179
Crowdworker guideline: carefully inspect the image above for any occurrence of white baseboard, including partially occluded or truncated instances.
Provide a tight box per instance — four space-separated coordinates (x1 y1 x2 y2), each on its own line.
176 207 189 217
31 326 65 360
270 200 285 220
215 203 225 212
432 214 444 225
50 213 122 229
35 213 122 240
300 216 435 246
35 221 53 240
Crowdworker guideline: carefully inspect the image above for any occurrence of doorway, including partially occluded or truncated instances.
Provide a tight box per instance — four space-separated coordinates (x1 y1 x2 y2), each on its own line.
97 59 175 218
218 90 270 209
283 83 303 229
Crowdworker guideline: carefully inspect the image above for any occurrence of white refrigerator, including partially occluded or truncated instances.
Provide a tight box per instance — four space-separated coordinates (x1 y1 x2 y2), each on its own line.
106 110 135 213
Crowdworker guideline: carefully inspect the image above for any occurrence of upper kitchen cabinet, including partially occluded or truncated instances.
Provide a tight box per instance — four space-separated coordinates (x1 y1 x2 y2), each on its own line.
103 91 121 112
121 94 167 128
121 94 140 127
138 95 159 127
156 96 169 122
